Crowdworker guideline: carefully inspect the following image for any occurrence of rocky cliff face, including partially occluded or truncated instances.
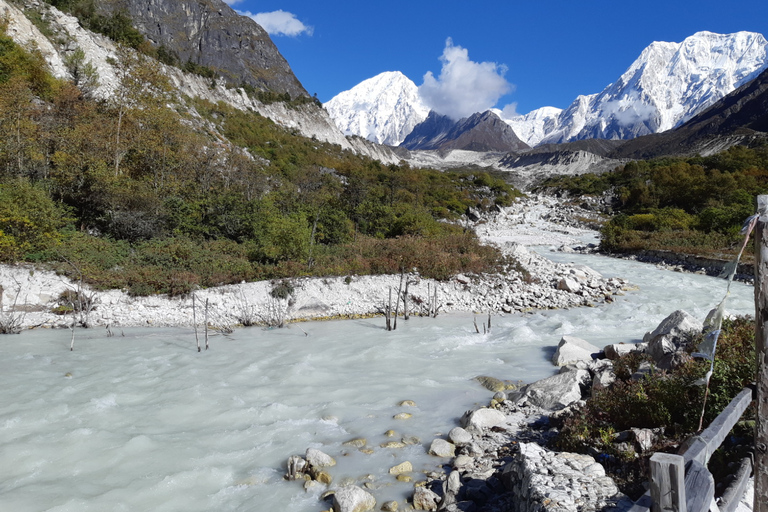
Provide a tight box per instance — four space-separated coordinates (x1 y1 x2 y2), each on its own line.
97 0 307 98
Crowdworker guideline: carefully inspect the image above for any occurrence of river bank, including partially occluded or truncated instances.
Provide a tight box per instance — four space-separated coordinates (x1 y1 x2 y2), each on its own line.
0 196 627 332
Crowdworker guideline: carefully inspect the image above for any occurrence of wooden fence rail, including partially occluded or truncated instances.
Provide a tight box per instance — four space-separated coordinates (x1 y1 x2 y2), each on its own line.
627 386 755 512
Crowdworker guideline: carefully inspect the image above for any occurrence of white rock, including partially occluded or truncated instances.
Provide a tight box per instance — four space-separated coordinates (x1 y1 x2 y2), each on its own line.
306 448 336 468
448 427 473 447
464 408 506 430
332 485 376 512
604 342 647 360
558 277 582 293
552 335 600 366
519 369 590 411
428 439 456 458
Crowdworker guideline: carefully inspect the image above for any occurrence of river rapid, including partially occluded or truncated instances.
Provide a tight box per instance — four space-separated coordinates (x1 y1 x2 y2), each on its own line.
0 252 756 512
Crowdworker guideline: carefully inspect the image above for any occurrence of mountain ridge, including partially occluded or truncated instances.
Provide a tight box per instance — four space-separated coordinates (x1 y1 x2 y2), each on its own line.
401 110 529 152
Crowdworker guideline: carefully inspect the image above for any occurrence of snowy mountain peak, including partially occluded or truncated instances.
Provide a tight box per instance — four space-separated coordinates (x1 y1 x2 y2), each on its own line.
503 31 768 146
324 71 430 146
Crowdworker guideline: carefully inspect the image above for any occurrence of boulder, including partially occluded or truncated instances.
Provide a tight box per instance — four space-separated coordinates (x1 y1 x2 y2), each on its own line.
306 448 336 469
557 277 582 293
428 439 456 458
643 310 702 362
518 369 590 411
448 427 473 447
604 342 647 360
552 336 600 366
389 461 413 475
462 408 506 430
332 485 376 512
412 485 441 511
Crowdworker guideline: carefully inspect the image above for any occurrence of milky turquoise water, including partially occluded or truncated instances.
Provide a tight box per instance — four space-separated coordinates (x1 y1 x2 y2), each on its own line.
0 253 755 511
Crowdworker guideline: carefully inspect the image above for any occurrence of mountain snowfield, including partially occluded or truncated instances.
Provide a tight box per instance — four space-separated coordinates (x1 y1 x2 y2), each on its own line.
509 30 768 146
324 71 430 146
327 31 768 148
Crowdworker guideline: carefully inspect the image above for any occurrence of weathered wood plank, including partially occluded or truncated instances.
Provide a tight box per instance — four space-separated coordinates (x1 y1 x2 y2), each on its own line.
651 453 686 512
718 457 753 512
684 459 715 512
754 194 768 512
684 388 754 465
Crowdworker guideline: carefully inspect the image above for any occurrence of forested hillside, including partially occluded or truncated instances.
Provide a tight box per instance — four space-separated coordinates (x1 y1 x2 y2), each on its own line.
0 21 519 295
539 145 768 258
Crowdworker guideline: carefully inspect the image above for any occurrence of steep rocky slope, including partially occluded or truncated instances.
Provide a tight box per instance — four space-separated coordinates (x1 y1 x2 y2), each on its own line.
95 0 307 98
0 0 399 164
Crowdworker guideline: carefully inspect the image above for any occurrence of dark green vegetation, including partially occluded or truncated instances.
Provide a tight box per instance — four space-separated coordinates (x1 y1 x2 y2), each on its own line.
554 317 756 497
0 23 519 295
540 145 768 258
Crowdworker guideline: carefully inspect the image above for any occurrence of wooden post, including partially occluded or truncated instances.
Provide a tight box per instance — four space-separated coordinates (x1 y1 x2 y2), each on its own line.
649 452 685 512
753 194 768 512
204 298 209 350
193 294 200 352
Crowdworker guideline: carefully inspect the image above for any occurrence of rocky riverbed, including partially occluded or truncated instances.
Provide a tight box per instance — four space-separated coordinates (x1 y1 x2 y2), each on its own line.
285 309 756 512
0 196 627 333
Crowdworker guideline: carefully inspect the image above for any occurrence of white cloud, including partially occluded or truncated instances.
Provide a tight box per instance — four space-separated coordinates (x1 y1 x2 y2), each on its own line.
222 0 243 5
418 38 512 120
240 10 313 37
501 102 519 119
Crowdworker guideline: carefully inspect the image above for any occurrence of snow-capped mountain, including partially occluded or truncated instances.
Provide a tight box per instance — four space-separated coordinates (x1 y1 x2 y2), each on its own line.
503 31 768 145
324 71 430 146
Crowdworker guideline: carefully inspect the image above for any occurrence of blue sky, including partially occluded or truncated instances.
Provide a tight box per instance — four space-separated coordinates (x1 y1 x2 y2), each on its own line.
225 1 768 116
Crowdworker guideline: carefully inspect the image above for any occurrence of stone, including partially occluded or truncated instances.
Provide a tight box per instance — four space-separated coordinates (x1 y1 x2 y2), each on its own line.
305 479 324 492
384 430 396 437
448 427 473 447
552 335 600 366
393 413 412 420
446 470 461 495
389 461 413 475
518 369 590 411
453 455 474 468
396 474 412 482
343 438 367 448
398 400 416 407
474 375 507 392
557 277 581 293
412 485 441 511
643 310 703 362
286 455 307 480
332 485 376 512
380 441 406 449
401 436 420 445
462 408 506 430
306 448 336 468
604 342 647 360
381 501 398 512
632 428 655 453
313 470 333 485
501 442 623 511
428 439 456 458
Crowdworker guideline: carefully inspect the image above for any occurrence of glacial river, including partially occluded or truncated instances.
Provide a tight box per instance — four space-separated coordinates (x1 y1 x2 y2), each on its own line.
0 252 756 512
